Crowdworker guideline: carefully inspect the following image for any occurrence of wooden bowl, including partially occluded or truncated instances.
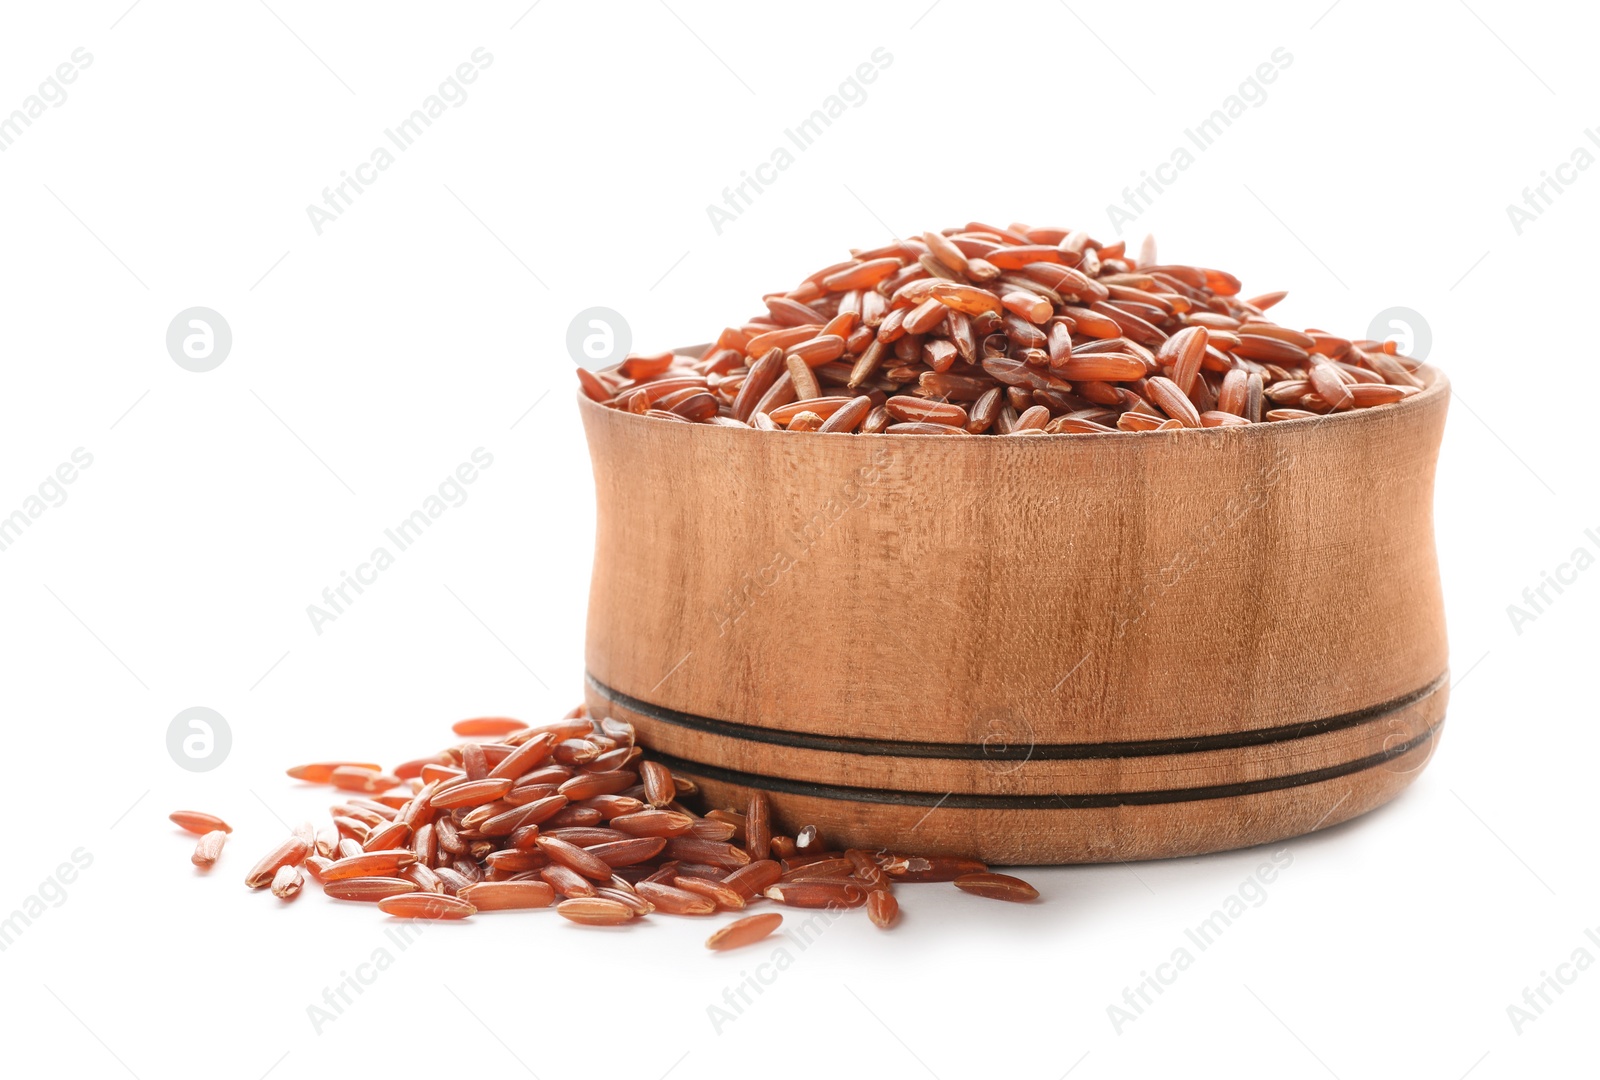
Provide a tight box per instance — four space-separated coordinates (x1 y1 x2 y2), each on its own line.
580 367 1450 864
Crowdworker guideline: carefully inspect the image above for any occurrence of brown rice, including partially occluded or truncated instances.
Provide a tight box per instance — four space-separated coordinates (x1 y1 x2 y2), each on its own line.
578 223 1427 435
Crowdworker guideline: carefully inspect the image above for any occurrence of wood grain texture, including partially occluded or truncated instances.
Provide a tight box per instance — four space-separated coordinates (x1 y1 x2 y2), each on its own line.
580 365 1450 864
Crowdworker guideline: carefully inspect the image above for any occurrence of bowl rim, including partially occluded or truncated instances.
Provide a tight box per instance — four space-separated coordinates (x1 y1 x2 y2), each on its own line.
576 353 1449 443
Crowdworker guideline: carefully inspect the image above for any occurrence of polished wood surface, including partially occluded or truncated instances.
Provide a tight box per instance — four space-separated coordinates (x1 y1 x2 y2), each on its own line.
581 368 1450 863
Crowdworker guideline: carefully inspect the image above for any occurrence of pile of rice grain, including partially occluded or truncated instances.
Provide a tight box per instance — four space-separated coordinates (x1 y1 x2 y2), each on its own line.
578 223 1426 434
175 708 1038 947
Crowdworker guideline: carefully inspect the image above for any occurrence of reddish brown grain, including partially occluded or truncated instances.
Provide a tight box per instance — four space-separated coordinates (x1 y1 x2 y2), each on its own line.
706 911 784 951
953 872 1041 902
575 225 1427 435
556 897 635 925
377 893 476 919
171 811 232 836
191 830 227 868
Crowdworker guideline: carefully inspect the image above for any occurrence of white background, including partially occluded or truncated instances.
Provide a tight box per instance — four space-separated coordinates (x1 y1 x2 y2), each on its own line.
1 1 1595 1077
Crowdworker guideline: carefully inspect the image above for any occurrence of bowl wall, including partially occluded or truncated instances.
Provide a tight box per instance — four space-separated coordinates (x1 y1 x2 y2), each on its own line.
580 369 1450 863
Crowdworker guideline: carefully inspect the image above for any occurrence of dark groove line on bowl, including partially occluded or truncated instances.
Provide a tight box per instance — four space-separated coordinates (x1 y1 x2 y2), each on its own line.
644 722 1442 810
586 670 1448 761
